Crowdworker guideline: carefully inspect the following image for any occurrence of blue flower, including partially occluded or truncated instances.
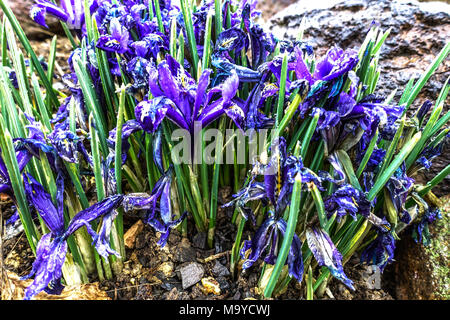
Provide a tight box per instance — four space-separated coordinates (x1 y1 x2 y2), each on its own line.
123 166 187 247
412 207 442 246
96 17 130 54
306 226 355 290
324 184 361 221
385 163 414 224
135 55 244 132
360 230 396 272
240 213 304 282
21 172 125 299
30 0 96 31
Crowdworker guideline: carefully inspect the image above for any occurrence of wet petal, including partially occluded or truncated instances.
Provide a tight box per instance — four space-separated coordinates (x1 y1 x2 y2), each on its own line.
306 226 355 290
24 173 65 235
22 234 68 300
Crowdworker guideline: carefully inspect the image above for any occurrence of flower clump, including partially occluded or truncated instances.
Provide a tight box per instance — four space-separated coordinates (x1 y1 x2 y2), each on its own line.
0 0 447 300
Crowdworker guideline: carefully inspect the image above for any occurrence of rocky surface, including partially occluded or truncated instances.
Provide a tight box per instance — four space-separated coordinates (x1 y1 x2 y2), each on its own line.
384 195 449 299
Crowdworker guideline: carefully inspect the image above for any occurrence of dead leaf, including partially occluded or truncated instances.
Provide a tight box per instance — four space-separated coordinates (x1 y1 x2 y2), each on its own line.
1 270 111 300
124 220 144 249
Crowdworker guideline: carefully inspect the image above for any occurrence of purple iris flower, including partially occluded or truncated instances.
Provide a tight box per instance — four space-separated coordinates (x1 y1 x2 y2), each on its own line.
135 55 244 132
224 138 328 279
412 207 442 246
227 138 326 217
415 100 433 125
22 171 125 299
240 70 276 130
240 213 304 282
16 115 87 165
211 26 263 83
222 181 268 224
0 147 33 200
360 230 396 272
324 184 362 221
96 17 130 54
357 147 386 173
241 3 276 69
306 226 355 290
123 166 187 247
385 163 414 224
415 132 449 170
30 0 96 31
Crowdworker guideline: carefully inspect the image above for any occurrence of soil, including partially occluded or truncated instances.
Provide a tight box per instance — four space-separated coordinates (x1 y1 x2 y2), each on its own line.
1 188 395 300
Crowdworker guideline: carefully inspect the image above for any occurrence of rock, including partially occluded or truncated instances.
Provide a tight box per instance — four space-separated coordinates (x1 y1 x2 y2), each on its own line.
212 261 231 277
124 220 144 249
157 261 175 278
201 277 221 295
217 276 231 291
179 262 205 289
386 194 450 299
174 238 197 263
192 232 207 249
268 0 450 193
166 287 179 300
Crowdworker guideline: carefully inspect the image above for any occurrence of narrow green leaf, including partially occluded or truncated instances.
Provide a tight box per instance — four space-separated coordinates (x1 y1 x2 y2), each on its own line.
405 102 443 169
301 112 320 159
0 0 59 107
276 53 289 128
202 11 213 71
336 150 362 191
0 115 39 252
356 129 379 178
311 183 328 230
306 266 314 300
180 0 198 78
368 132 421 201
404 42 450 111
89 114 105 201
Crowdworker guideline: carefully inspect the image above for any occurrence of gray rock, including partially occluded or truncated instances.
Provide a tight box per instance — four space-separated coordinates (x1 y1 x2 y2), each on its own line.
192 232 207 249
212 261 231 277
174 238 197 263
179 262 205 289
267 0 450 195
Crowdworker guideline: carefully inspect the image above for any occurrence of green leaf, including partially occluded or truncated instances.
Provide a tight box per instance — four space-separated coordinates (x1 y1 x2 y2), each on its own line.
311 183 328 231
404 42 450 111
368 132 421 201
0 0 59 107
306 266 314 300
376 116 406 180
335 150 362 191
405 102 443 169
276 53 289 128
356 129 379 178
0 115 39 252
